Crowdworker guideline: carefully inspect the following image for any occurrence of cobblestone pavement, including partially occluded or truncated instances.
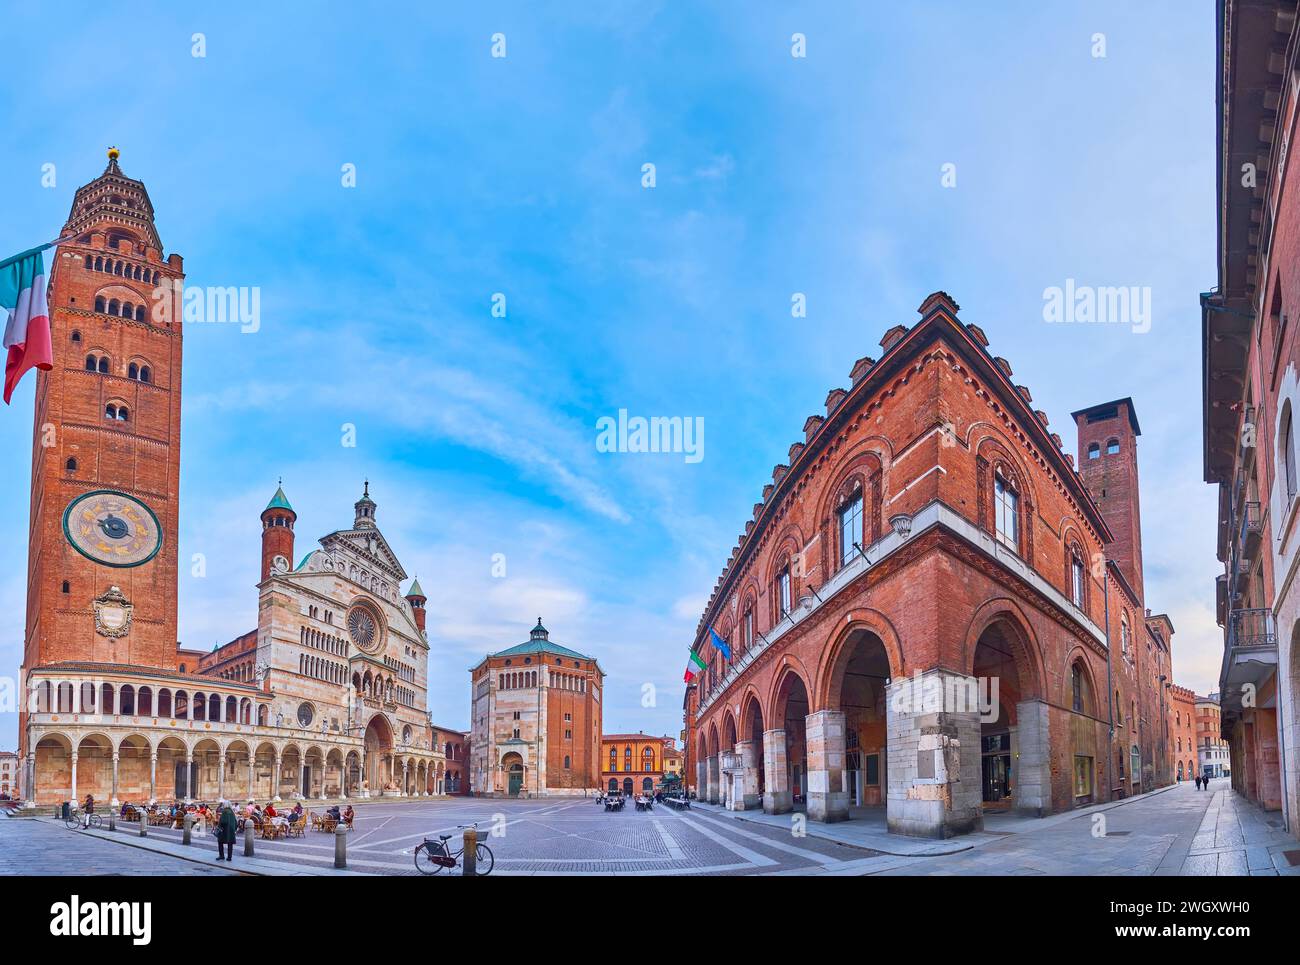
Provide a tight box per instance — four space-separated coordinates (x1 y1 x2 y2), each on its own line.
79 797 884 876
0 814 239 876
876 779 1300 876
7 782 1293 876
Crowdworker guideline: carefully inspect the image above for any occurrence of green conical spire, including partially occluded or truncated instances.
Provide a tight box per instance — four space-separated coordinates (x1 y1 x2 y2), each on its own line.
407 576 425 599
265 484 293 513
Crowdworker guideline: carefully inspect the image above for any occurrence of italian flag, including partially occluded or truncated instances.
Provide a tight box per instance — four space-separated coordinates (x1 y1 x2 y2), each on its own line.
2 245 53 405
683 649 706 684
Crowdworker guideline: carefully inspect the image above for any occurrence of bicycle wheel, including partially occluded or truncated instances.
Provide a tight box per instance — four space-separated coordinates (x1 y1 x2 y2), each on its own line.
413 843 445 876
474 843 494 876
89 814 103 830
64 813 79 830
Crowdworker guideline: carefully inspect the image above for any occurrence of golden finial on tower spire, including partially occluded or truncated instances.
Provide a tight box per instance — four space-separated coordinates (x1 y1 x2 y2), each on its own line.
107 145 120 161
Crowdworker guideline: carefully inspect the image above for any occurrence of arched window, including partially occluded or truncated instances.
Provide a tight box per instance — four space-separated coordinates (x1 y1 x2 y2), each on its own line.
1284 406 1297 503
94 297 106 313
108 299 119 315
85 354 97 371
776 561 792 618
1069 546 1085 607
83 255 92 270
135 305 145 322
994 473 1019 550
120 301 132 318
563 755 571 769
105 404 117 420
1106 438 1120 455
1120 614 1130 657
61 580 70 593
837 487 864 568
128 362 139 380
98 356 108 374
1087 442 1100 460
70 330 81 343
66 457 77 472
1070 661 1091 714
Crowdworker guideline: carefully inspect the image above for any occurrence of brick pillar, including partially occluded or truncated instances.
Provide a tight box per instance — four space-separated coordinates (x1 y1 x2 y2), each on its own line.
706 756 719 804
762 728 791 814
885 669 983 838
695 758 707 800
1014 699 1050 816
736 739 760 810
805 710 849 822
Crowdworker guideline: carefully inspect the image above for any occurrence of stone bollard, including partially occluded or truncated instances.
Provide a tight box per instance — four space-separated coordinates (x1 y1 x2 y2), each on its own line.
334 823 347 869
462 826 477 877
244 821 254 857
139 815 147 838
109 813 116 832
182 813 193 846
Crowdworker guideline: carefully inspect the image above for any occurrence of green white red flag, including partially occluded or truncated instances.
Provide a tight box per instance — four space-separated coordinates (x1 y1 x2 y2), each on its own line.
683 649 706 683
2 245 53 404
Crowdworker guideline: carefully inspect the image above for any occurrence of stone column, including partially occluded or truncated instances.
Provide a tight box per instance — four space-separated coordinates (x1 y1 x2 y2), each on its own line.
70 752 79 804
247 756 255 800
149 754 157 804
696 758 708 801
24 753 36 808
272 755 282 802
341 760 349 799
1014 699 1050 817
762 728 791 814
111 753 120 807
402 761 409 796
805 710 849 822
184 754 194 803
217 753 226 801
734 739 761 810
706 756 720 804
884 669 983 838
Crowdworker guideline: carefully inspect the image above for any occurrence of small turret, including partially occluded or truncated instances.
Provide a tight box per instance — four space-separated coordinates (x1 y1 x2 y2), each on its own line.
406 577 427 633
260 481 296 581
354 480 377 529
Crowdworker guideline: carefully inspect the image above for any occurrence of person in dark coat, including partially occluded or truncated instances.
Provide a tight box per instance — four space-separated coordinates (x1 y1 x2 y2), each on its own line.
216 802 238 861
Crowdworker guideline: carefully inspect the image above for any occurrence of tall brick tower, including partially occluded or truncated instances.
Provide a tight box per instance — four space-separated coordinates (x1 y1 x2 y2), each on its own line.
260 484 296 580
1071 398 1144 600
24 149 185 671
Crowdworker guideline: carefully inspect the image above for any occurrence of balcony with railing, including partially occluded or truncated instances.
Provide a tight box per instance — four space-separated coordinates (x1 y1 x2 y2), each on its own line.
1221 607 1278 716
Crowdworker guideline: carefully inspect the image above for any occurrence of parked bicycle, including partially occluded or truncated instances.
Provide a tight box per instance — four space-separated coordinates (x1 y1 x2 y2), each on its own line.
413 823 494 875
64 808 102 830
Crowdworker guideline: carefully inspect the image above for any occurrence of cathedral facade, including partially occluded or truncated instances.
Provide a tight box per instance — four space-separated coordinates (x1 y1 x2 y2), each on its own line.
17 154 445 806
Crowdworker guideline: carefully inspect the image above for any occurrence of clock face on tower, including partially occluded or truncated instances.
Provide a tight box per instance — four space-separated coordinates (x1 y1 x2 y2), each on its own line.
62 490 163 568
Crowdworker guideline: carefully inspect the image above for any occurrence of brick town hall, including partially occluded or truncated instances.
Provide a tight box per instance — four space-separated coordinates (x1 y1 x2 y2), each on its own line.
684 292 1185 838
15 153 448 806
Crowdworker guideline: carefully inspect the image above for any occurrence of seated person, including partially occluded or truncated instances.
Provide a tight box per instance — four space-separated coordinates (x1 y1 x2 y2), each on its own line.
326 805 341 821
341 805 354 824
264 802 277 819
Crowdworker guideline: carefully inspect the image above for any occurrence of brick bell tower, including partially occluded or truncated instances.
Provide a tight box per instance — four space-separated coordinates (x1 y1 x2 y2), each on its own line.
24 148 185 671
260 483 297 580
1071 398 1144 601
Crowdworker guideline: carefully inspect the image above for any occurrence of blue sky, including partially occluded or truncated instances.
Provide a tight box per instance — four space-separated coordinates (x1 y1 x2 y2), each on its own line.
0 1 1220 750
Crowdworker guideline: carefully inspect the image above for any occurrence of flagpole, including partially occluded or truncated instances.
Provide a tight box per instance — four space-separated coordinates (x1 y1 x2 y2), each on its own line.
0 235 77 272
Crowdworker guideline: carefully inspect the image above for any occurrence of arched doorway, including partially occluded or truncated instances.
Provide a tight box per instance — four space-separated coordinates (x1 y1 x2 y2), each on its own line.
364 715 394 794
737 693 765 811
502 752 524 796
771 668 810 815
608 777 619 793
622 777 634 797
822 629 891 820
970 614 1048 817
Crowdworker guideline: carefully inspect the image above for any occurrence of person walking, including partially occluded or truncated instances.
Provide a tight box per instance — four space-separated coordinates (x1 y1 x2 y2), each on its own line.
216 801 238 862
81 793 94 829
